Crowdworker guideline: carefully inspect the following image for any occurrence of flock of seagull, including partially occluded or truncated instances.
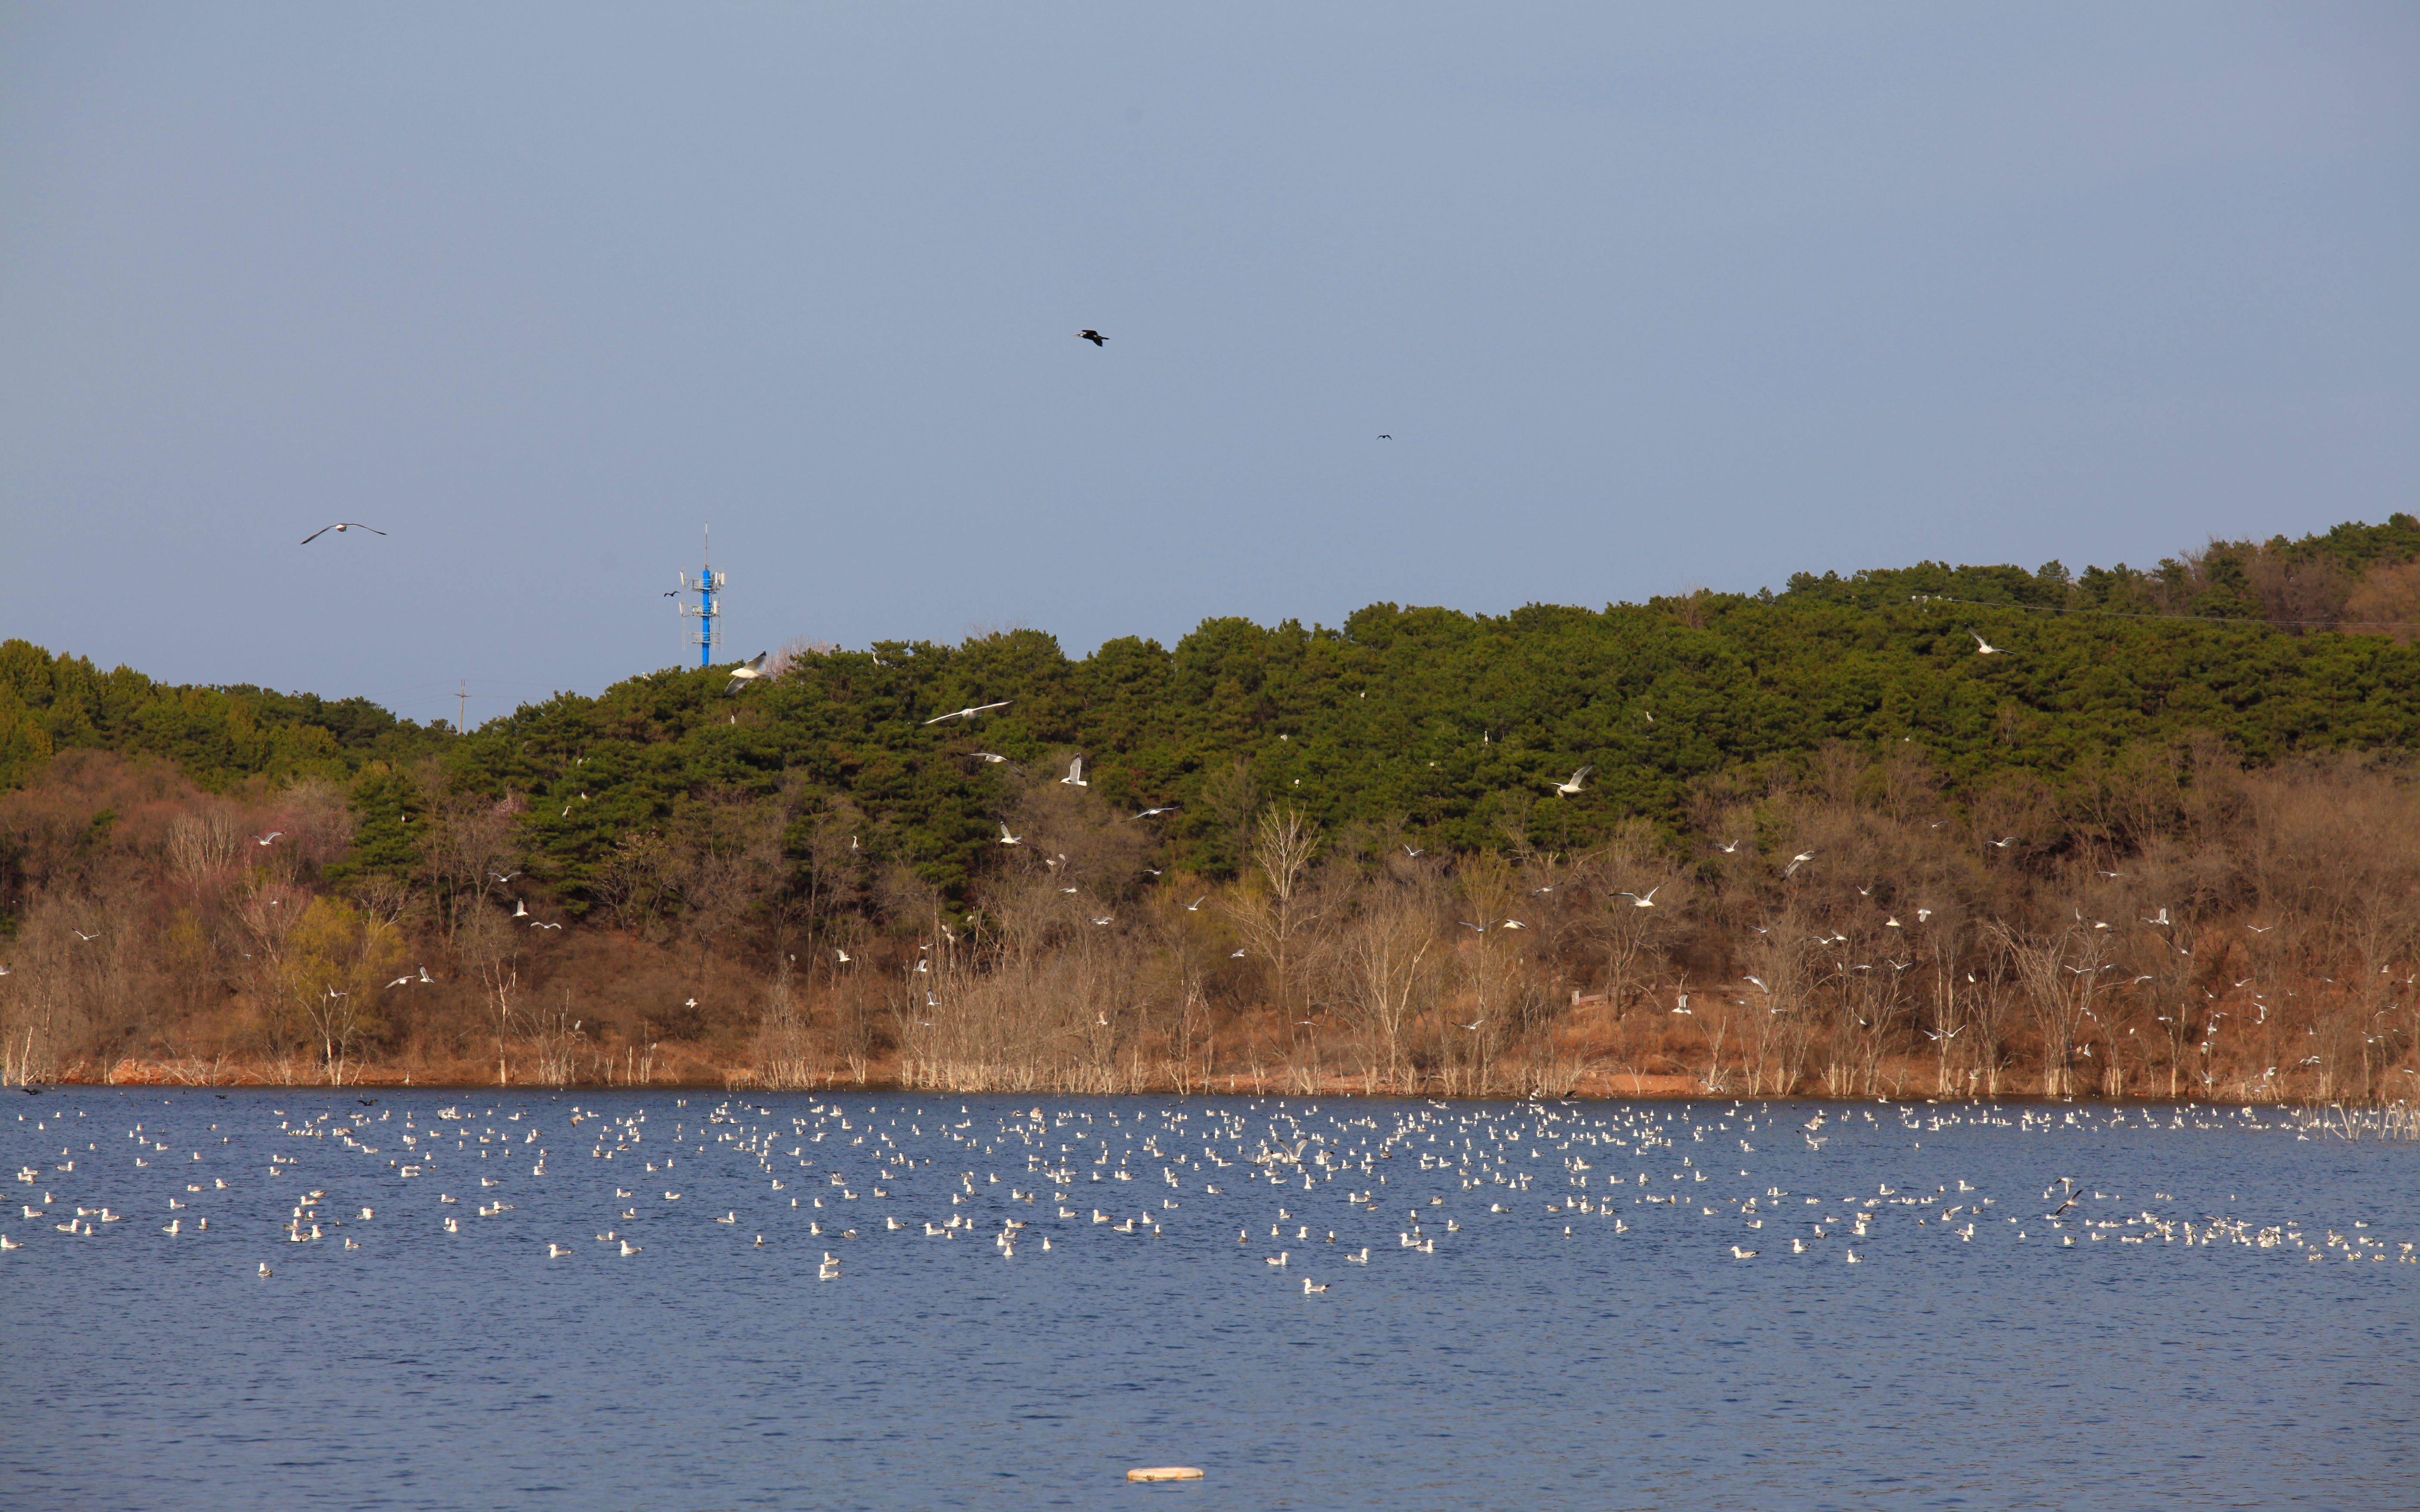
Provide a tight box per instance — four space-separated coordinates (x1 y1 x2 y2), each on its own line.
7 1093 2411 1285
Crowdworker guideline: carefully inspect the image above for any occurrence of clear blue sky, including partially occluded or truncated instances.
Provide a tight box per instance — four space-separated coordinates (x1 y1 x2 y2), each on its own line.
3 3 2414 729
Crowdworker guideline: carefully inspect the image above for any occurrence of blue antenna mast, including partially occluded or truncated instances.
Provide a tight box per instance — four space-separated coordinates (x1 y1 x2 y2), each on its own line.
677 525 725 667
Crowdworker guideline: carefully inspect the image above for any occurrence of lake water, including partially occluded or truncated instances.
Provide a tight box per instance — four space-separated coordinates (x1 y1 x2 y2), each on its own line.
3 1089 2413 1510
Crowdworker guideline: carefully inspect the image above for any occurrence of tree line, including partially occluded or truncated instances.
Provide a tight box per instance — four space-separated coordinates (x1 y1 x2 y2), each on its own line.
2 518 2415 1098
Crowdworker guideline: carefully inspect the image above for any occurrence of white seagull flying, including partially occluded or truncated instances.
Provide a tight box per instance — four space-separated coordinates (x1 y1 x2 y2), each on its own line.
923 700 1012 725
724 652 769 692
299 523 386 544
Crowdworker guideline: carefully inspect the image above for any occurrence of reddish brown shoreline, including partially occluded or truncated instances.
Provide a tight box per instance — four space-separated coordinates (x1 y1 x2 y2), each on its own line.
42 1055 2396 1107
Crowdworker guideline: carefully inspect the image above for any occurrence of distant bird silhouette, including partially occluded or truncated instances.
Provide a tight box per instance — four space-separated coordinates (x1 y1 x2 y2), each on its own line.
1076 329 1107 346
1060 756 1088 787
1377 434 1391 440
299 522 384 544
1969 630 2002 655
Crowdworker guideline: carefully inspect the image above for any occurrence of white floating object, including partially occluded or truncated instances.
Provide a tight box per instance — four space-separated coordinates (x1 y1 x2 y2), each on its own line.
1126 1467 1204 1483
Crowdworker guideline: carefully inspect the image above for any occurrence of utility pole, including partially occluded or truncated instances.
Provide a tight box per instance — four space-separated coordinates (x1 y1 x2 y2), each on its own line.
676 524 726 667
457 679 468 736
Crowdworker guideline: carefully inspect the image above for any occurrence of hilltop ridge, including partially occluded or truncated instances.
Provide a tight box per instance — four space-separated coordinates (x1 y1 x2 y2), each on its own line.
2 520 2414 1102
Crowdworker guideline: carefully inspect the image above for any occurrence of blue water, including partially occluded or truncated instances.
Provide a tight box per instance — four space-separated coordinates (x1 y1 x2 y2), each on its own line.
3 1090 2412 1511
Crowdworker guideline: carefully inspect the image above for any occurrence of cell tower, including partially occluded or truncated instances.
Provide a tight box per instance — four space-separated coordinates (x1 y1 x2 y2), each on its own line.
675 525 726 667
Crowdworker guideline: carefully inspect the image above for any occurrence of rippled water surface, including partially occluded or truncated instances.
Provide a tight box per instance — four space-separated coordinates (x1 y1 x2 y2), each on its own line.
4 1090 2414 1510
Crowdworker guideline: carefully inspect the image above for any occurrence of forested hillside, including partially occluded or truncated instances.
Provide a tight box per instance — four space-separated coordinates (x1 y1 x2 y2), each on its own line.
3 519 2416 1100
0 638 449 793
461 569 2420 906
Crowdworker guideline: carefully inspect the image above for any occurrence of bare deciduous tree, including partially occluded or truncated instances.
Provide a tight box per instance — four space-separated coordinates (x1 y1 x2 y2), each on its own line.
1338 884 1437 1093
1998 919 2111 1097
1230 805 1324 1018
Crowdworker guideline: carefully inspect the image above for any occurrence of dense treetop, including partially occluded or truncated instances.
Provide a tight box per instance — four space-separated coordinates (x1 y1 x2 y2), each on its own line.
0 638 449 793
1782 513 2420 619
6 517 2416 908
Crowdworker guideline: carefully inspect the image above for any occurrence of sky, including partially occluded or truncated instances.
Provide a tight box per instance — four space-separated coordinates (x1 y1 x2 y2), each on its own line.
2 3 2414 729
